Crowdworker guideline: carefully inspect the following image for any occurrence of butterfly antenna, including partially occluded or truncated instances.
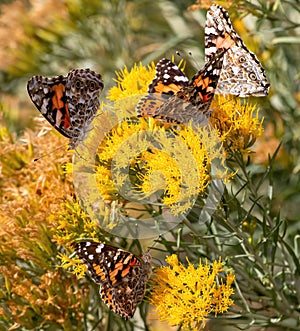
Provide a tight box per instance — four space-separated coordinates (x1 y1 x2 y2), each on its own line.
33 144 67 162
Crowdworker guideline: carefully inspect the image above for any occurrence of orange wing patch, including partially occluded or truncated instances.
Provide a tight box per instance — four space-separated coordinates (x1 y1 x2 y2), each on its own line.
51 83 71 129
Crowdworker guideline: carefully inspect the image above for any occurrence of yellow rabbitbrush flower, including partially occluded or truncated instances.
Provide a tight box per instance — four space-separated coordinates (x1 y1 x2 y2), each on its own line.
51 200 102 247
95 118 153 204
107 62 157 119
108 62 156 101
210 95 264 152
95 58 224 214
136 124 225 214
150 255 235 330
137 148 182 203
95 118 217 215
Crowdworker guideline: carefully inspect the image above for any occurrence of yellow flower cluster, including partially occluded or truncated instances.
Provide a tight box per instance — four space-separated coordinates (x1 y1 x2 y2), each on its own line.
210 95 264 151
107 62 157 119
94 65 218 215
150 255 235 330
108 62 156 101
93 60 262 218
94 117 225 215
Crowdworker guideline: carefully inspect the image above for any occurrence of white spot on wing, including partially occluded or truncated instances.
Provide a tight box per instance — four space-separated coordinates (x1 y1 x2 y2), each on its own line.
95 244 104 253
175 76 188 82
205 26 218 35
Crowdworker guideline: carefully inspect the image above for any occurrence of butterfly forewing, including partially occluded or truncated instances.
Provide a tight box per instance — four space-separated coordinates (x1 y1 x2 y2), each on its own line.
136 58 189 118
27 75 70 135
147 58 189 95
74 241 152 320
205 4 270 97
137 48 226 125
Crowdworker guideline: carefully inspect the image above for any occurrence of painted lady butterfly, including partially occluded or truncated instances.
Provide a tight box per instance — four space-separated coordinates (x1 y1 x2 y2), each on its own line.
27 68 104 150
74 241 152 320
205 4 270 97
136 48 227 124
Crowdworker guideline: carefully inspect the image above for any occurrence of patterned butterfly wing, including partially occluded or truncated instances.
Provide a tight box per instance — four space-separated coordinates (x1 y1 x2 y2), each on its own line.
136 58 189 118
205 4 270 97
27 74 69 135
74 241 152 320
149 48 226 125
27 68 104 150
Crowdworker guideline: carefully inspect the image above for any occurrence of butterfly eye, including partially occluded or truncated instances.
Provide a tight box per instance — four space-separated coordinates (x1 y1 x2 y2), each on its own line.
238 56 246 63
248 72 257 81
